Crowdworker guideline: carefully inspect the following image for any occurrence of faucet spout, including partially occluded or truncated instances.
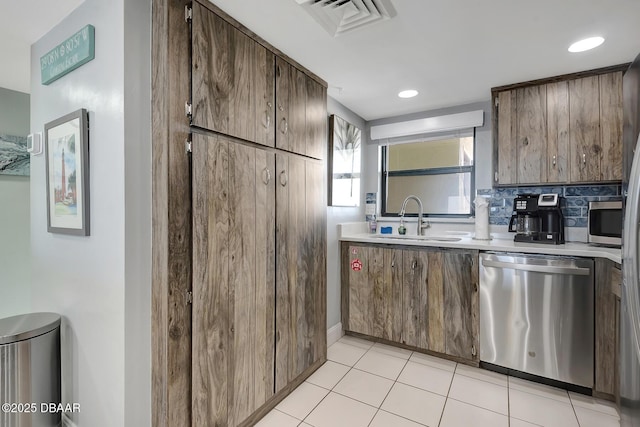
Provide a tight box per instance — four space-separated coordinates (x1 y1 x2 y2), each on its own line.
399 195 430 236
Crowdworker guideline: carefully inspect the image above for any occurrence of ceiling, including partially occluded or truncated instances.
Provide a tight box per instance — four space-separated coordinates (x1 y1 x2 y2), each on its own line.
209 0 640 121
1 1 639 120
0 0 85 93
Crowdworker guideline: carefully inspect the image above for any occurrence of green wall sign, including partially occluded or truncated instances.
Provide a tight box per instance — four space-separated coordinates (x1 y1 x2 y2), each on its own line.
40 25 95 85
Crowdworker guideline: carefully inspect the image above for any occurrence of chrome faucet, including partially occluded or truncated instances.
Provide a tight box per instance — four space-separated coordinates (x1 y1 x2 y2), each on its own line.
399 195 431 236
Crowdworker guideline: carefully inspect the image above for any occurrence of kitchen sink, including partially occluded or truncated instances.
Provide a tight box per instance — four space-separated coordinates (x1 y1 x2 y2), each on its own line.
371 234 462 242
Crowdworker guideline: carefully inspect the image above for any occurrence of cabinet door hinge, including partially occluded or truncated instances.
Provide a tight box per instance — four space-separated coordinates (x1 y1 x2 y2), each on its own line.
471 345 477 357
185 5 192 22
186 291 193 305
185 101 192 118
494 171 499 182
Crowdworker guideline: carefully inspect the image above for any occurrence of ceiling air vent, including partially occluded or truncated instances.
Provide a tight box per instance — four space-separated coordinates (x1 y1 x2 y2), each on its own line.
295 0 396 36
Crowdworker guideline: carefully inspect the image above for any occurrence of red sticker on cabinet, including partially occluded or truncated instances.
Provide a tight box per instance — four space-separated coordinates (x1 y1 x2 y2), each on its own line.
351 259 363 271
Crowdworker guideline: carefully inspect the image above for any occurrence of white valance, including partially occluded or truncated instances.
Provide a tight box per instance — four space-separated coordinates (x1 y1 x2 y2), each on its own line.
370 110 484 145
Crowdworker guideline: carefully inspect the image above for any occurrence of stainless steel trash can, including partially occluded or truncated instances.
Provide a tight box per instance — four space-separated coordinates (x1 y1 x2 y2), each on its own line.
0 313 61 427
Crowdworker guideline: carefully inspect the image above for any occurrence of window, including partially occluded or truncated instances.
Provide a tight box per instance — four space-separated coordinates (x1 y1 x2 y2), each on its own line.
381 132 475 217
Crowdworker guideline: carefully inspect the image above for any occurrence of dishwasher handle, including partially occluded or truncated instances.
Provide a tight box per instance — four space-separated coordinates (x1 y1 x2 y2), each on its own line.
481 259 591 276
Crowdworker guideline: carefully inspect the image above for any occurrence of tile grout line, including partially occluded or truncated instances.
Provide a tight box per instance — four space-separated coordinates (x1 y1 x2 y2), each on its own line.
436 362 459 427
507 375 511 427
371 349 412 426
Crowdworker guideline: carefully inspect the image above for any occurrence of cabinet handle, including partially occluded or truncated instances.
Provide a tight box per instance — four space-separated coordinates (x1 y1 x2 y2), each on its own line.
278 103 284 112
262 167 271 185
280 118 288 135
279 170 288 187
471 345 477 357
391 260 395 268
523 137 529 146
264 111 271 129
267 101 273 108
583 153 586 165
552 155 556 167
411 260 417 270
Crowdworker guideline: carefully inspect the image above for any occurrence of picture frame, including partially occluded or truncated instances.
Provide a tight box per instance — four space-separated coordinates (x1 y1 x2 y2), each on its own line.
45 109 90 235
328 114 362 207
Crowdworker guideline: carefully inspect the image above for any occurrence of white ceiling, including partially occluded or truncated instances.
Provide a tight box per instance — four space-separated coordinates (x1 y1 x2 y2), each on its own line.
209 0 640 121
1 1 639 120
0 0 85 93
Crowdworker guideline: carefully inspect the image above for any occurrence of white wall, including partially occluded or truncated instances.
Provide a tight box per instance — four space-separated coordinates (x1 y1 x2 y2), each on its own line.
326 97 366 328
0 87 31 319
29 0 151 426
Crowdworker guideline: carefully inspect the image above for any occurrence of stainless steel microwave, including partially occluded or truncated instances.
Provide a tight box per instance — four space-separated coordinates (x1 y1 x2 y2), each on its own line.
588 200 622 247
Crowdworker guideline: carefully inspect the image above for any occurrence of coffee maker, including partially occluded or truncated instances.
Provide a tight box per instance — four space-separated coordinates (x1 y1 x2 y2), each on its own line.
537 193 564 244
509 193 564 244
509 194 541 242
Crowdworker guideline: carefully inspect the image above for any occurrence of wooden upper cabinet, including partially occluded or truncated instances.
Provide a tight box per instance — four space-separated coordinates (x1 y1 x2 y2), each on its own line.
275 56 327 160
546 81 570 183
570 76 601 182
516 86 547 184
493 66 625 186
306 77 327 160
191 2 275 147
600 71 624 181
495 91 517 185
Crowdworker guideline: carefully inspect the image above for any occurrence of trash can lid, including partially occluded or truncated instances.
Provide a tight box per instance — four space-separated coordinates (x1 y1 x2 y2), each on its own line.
0 312 61 345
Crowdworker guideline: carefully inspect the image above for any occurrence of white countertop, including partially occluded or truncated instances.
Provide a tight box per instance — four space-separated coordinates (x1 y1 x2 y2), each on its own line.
339 223 621 264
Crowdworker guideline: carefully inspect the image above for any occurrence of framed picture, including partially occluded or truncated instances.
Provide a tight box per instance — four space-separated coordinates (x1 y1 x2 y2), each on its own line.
0 134 29 176
45 109 90 235
328 114 362 207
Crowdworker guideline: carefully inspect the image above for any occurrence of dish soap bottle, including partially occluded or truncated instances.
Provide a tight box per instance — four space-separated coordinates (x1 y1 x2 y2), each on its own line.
398 218 406 235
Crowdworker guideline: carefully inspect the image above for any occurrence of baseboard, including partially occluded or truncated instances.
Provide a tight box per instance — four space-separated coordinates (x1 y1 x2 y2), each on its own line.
327 322 343 347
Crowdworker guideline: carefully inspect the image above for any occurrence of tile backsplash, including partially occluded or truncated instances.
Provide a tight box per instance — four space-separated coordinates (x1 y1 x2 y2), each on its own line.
477 185 622 227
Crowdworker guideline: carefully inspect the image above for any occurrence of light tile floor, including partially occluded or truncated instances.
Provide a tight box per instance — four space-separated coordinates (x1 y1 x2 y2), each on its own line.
257 336 620 427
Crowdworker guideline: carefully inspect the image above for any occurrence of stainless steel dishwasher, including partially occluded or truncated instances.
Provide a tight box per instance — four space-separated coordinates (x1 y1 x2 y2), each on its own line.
479 252 594 388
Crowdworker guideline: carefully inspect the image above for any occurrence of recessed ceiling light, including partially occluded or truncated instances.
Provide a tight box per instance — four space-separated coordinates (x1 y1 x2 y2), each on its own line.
398 89 418 98
568 36 605 53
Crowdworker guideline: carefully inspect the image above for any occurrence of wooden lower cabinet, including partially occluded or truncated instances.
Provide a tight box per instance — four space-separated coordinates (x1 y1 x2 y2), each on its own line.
192 134 326 426
594 258 622 400
342 243 479 362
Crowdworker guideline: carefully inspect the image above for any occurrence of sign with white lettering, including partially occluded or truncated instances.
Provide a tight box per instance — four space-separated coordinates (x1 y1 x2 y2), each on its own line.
40 25 95 85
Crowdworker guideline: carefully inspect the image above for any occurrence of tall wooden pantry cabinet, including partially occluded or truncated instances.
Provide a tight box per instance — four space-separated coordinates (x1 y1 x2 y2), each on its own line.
152 1 328 426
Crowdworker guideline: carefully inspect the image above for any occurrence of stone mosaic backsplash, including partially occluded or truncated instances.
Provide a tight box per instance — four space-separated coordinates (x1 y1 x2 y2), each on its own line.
477 185 622 227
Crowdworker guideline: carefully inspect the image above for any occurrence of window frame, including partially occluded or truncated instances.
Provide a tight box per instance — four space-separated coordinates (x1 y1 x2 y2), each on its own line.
380 129 476 218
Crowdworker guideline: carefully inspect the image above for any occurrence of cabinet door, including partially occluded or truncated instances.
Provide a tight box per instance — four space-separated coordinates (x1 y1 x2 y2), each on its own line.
595 258 617 397
343 245 402 341
275 57 291 151
570 76 601 182
306 77 327 160
600 71 623 181
402 249 443 350
517 86 547 184
275 154 325 392
495 90 517 185
192 3 275 146
443 251 479 360
546 81 570 183
192 134 276 426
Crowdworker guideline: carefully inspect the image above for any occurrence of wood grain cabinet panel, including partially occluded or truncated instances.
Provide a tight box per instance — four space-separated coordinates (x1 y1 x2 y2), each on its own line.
341 244 479 362
516 86 548 184
600 71 624 181
492 67 625 186
570 76 601 183
275 154 326 392
191 133 276 426
495 90 517 185
594 258 620 400
546 81 570 183
342 245 402 341
191 2 275 147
